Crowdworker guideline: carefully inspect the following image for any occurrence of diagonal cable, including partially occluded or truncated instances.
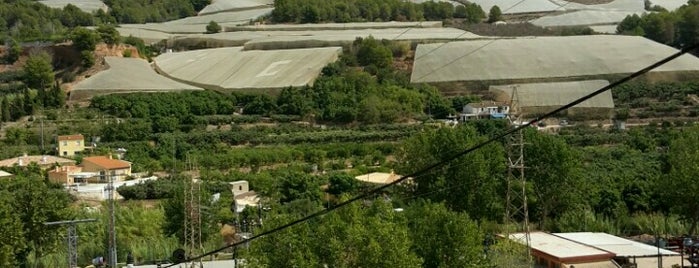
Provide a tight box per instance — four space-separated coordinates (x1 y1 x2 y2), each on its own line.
164 42 699 268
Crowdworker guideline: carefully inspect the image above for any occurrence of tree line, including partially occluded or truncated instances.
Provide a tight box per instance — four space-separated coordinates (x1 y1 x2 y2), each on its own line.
0 0 211 42
90 37 458 124
617 0 699 50
271 0 487 23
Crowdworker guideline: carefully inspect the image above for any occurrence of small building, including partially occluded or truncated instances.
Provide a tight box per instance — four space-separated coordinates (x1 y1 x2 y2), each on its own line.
509 232 618 268
229 180 259 213
57 134 85 157
0 154 76 169
48 165 81 185
80 155 131 182
354 171 405 185
460 101 510 121
555 232 682 268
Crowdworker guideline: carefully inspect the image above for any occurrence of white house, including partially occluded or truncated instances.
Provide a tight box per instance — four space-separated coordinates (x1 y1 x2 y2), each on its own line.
460 101 510 121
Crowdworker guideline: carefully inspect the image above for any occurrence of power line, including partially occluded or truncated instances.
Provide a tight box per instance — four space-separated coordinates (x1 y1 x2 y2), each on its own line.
164 42 699 267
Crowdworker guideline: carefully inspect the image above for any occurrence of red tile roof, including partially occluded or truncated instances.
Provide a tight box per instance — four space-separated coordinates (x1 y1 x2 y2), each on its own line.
81 156 130 170
58 134 84 141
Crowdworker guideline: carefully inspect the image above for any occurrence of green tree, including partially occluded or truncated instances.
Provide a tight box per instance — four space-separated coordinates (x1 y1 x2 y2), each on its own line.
641 12 675 44
524 129 583 229
406 201 487 267
0 175 72 266
96 24 120 46
327 173 358 195
0 192 25 267
205 20 221 34
488 5 502 23
61 4 94 27
162 177 217 243
81 50 95 68
11 95 24 120
277 86 313 115
464 3 486 23
23 51 54 90
454 5 468 19
4 38 21 64
664 126 699 234
396 125 505 220
1 96 10 122
22 88 34 115
47 84 66 108
246 198 422 267
153 116 179 133
277 171 324 203
355 36 393 69
617 14 644 35
677 4 699 48
71 27 99 51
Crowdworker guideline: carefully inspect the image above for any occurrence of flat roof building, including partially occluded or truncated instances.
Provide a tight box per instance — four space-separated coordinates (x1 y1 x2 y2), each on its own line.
556 232 682 268
510 232 618 268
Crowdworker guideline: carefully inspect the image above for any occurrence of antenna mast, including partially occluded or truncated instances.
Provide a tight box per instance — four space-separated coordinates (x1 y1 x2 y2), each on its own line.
504 85 532 265
184 155 203 268
44 219 97 268
106 170 118 268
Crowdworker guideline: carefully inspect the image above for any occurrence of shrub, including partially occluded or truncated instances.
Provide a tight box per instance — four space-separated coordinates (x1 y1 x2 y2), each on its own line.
81 51 95 68
205 21 221 34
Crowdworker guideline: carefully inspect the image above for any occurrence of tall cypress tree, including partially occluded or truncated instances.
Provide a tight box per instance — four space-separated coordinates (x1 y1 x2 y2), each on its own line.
12 95 24 121
22 89 34 115
1 96 10 122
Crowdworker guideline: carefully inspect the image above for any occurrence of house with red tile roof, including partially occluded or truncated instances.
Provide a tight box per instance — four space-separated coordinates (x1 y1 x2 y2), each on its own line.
80 155 131 182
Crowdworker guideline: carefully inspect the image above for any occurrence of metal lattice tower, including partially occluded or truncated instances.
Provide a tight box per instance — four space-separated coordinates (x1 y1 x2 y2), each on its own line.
107 171 118 268
44 219 97 268
504 85 532 265
184 156 203 268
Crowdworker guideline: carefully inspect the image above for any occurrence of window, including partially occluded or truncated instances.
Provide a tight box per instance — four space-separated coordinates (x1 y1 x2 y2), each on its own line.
76 141 81 146
63 141 67 146
63 151 67 156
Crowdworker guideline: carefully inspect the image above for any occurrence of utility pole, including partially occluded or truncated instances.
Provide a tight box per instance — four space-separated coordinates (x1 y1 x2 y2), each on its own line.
184 155 203 268
44 219 97 268
504 85 532 266
107 171 117 268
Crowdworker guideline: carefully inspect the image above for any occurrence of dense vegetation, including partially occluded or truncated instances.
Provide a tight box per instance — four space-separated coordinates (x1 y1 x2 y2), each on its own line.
91 37 456 124
2 1 699 266
0 0 93 42
271 0 486 23
617 1 699 50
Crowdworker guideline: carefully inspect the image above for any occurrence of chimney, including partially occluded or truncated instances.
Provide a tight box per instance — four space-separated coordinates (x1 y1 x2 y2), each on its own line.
41 155 47 163
108 154 112 159
18 156 23 166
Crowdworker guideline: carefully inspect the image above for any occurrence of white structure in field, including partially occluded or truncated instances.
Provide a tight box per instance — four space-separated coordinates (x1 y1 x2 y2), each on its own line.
460 101 510 121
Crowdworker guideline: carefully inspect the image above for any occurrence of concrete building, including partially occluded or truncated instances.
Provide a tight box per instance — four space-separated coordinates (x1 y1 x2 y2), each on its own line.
80 155 131 182
510 232 618 268
460 101 510 121
230 180 259 213
354 171 405 185
57 134 85 157
48 165 83 185
556 232 683 268
0 154 76 169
